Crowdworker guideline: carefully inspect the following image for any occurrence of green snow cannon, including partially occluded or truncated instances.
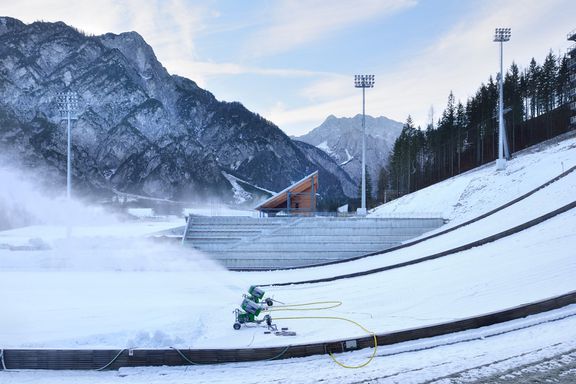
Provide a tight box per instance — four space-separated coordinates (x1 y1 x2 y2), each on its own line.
233 298 273 330
242 298 263 317
248 285 274 306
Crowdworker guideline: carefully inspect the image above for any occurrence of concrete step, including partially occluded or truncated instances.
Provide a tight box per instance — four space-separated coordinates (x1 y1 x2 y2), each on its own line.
228 242 398 252
209 247 393 257
252 234 414 242
270 227 432 236
184 237 242 246
279 221 438 230
186 224 283 230
185 230 263 238
186 234 242 243
188 216 297 224
211 252 372 269
286 218 444 227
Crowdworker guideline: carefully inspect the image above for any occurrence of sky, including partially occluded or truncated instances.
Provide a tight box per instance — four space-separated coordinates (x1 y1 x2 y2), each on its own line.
1 0 575 136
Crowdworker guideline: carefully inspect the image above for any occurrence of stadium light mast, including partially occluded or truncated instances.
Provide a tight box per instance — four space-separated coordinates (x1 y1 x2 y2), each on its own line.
494 27 511 170
56 91 79 200
354 74 375 216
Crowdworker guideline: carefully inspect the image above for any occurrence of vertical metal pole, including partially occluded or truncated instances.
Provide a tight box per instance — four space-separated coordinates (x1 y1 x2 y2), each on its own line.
497 40 506 170
310 176 313 214
66 97 72 200
361 86 366 212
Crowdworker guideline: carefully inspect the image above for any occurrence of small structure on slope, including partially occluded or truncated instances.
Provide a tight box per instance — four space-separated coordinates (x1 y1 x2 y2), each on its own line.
255 171 318 216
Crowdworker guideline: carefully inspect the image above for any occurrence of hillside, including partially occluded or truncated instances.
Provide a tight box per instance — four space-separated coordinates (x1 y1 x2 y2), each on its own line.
371 131 576 224
0 16 352 204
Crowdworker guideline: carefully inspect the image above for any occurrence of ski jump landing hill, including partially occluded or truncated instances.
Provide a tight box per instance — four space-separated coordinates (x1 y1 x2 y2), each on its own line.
0 132 575 370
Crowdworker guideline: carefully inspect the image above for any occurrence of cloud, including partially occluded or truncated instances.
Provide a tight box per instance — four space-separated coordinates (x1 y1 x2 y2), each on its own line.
0 0 125 35
299 75 351 102
243 0 417 58
1 0 210 73
108 0 211 66
165 58 337 89
264 94 359 136
394 0 575 127
266 0 576 134
4 0 574 138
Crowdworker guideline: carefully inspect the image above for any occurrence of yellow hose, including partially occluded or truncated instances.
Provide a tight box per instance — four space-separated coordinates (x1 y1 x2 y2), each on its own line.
267 301 342 312
270 302 378 369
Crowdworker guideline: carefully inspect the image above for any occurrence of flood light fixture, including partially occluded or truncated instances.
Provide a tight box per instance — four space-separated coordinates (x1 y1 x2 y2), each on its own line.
56 91 79 200
354 74 375 215
493 28 511 170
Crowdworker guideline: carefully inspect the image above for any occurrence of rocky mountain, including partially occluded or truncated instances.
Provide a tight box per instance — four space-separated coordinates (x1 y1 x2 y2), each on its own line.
0 17 354 206
292 141 357 198
294 114 403 195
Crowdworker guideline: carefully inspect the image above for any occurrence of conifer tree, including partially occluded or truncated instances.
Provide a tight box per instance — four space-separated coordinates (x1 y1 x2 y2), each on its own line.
376 167 389 204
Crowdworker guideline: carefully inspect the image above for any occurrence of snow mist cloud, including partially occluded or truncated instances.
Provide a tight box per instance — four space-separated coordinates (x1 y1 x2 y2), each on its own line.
0 165 113 230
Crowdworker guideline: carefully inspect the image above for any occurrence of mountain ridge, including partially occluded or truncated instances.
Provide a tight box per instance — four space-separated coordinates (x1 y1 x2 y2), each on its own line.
0 16 354 205
295 114 403 193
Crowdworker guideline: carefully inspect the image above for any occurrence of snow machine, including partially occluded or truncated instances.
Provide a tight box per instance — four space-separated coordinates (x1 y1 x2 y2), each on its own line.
247 285 274 306
233 286 275 330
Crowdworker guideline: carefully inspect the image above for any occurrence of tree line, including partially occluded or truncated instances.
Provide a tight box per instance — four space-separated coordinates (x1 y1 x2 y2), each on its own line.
380 50 572 203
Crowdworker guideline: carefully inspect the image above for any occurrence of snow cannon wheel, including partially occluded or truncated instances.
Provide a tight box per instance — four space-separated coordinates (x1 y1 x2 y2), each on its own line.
233 323 241 330
266 298 273 306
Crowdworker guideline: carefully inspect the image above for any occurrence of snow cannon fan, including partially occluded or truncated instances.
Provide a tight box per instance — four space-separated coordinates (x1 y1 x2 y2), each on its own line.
247 285 274 306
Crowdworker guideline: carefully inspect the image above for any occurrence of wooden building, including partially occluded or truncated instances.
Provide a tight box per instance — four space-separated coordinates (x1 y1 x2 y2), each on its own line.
254 171 318 216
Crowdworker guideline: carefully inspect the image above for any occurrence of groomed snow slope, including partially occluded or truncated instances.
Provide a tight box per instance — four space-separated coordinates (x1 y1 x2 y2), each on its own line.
371 134 576 225
244 134 576 284
0 134 575 353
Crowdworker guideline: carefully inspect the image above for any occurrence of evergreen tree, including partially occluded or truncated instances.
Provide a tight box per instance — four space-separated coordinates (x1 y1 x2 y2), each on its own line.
437 92 456 177
389 49 570 201
455 102 467 173
539 51 558 113
504 62 523 152
556 56 570 105
519 70 529 120
388 115 421 194
376 167 389 204
366 170 373 207
356 166 374 208
527 58 540 117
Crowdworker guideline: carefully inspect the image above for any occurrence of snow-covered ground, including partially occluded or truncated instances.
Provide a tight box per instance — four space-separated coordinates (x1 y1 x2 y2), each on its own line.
1 134 575 382
316 140 334 155
371 134 576 225
4 306 576 383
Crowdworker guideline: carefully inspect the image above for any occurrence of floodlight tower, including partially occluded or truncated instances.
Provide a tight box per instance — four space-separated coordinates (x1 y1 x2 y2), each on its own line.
354 75 375 215
494 27 511 170
56 91 79 200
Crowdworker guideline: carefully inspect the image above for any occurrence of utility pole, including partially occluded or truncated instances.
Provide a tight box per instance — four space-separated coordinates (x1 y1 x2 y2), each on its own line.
56 91 79 200
354 74 375 215
494 28 511 171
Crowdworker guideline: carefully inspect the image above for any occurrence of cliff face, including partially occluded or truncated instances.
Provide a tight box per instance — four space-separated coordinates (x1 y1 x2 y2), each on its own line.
0 17 351 204
295 114 403 194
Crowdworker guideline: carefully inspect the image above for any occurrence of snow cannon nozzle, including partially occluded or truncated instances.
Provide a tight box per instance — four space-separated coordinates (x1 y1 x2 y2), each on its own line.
247 285 274 306
248 285 264 300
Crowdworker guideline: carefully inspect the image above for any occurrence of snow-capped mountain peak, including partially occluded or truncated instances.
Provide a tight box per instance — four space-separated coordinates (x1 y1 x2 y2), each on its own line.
295 114 403 192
